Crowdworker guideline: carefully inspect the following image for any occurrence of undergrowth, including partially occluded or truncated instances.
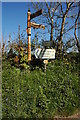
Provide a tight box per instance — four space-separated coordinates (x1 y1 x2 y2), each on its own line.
2 57 79 118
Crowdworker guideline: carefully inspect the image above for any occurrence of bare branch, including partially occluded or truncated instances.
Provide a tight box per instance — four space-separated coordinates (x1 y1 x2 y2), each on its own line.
45 1 52 20
74 10 80 52
60 3 64 14
52 2 60 18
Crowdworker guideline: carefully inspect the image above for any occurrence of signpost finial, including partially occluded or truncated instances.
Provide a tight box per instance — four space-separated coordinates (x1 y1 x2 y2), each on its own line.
28 8 30 12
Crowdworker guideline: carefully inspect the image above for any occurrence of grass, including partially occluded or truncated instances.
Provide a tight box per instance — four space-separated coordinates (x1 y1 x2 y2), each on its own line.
2 57 79 118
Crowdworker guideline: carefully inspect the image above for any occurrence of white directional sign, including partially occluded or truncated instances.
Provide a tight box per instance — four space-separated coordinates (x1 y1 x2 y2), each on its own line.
34 48 56 59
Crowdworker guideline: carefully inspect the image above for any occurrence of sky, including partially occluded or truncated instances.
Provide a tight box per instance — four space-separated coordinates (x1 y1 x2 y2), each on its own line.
2 2 33 42
2 2 50 46
1 2 79 51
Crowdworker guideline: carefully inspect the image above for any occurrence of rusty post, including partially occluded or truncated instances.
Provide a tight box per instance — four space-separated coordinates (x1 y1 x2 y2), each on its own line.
27 9 31 62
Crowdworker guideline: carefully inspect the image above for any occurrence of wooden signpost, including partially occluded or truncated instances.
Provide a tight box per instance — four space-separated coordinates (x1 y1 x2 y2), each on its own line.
27 9 55 72
27 9 31 61
30 9 43 20
27 9 45 62
30 22 45 29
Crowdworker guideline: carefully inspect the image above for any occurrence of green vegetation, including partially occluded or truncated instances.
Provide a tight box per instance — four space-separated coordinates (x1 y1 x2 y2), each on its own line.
2 55 79 119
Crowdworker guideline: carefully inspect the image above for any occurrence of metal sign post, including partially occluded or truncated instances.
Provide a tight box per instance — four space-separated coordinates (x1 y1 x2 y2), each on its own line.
27 9 45 62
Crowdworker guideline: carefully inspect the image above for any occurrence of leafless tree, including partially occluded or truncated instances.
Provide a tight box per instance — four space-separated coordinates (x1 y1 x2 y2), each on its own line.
74 8 80 52
57 2 74 52
31 1 79 53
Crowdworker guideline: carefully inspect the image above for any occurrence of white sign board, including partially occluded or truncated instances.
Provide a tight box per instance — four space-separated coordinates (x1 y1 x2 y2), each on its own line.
34 48 56 59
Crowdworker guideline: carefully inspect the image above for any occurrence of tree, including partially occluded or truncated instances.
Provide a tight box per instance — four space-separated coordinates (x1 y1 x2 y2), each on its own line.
31 2 60 44
45 2 60 42
74 9 80 53
57 2 74 52
31 1 79 53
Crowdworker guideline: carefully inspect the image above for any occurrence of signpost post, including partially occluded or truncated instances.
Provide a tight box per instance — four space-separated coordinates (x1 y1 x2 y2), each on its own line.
27 9 45 62
43 60 48 72
27 9 31 61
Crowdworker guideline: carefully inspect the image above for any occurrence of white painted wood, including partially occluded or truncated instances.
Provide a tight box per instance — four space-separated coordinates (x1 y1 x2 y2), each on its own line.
34 48 56 59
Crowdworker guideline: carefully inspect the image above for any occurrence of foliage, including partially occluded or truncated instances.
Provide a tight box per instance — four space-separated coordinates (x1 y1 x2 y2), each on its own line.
2 56 79 118
7 41 29 69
